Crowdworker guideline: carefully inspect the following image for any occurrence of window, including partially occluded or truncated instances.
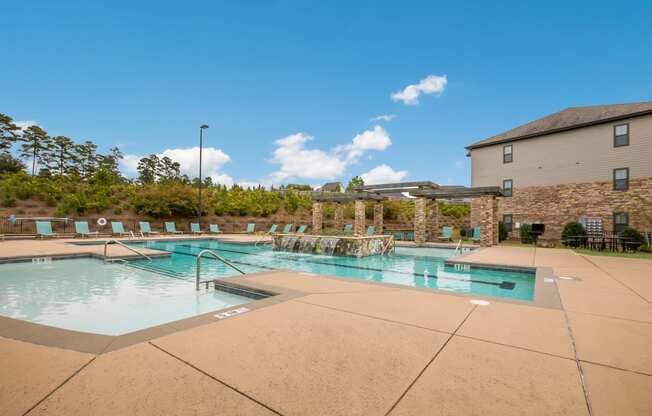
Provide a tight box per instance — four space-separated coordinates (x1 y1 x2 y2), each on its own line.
503 214 513 232
503 144 513 163
614 123 629 147
613 212 628 234
502 179 513 197
613 168 629 191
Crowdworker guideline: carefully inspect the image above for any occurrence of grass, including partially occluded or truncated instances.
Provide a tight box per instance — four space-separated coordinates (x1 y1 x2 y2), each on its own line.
572 248 652 260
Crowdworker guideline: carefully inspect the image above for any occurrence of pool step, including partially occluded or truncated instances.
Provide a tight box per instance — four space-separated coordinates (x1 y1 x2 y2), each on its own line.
123 262 188 280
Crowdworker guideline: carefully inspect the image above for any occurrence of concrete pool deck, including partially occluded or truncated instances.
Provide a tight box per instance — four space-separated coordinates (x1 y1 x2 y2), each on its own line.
0 239 651 415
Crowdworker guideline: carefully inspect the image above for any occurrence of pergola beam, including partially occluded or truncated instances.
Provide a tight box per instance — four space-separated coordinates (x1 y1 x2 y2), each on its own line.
311 192 386 202
410 186 503 199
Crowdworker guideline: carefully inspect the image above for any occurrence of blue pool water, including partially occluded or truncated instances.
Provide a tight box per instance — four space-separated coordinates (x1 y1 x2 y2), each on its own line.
0 258 250 335
127 239 536 301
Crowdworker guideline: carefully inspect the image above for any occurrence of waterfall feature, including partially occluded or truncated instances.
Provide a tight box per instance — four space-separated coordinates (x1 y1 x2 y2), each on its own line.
272 234 393 258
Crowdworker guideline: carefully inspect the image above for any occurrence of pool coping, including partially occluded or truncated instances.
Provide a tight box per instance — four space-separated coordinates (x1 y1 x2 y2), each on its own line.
0 270 306 354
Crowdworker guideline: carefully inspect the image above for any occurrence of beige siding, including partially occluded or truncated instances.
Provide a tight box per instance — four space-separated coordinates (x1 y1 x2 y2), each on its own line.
470 114 652 188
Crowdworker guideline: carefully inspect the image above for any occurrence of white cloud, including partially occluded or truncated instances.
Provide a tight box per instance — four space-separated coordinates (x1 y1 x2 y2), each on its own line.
14 120 39 131
120 147 233 186
269 126 392 182
391 75 447 105
370 114 396 122
360 164 408 185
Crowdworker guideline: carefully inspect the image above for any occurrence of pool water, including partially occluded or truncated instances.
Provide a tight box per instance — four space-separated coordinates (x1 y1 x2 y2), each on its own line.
0 258 250 335
128 240 535 301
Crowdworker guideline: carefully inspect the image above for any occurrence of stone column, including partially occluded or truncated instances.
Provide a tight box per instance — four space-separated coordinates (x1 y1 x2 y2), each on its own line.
312 201 323 234
478 195 499 247
354 199 365 235
373 202 383 235
333 203 344 233
427 199 439 240
414 197 427 244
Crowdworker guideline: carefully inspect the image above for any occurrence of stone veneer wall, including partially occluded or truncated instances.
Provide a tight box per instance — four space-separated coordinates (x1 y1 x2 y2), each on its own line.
490 177 652 241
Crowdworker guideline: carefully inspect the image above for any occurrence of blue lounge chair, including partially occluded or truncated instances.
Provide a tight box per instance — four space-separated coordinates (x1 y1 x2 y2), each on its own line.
471 227 481 242
209 224 221 234
190 223 203 234
406 231 415 241
268 224 278 233
439 226 453 241
296 225 307 234
246 223 255 233
393 231 404 241
75 221 99 238
343 224 353 235
36 221 57 239
282 223 293 233
139 221 160 236
366 226 375 236
165 222 183 234
111 221 133 237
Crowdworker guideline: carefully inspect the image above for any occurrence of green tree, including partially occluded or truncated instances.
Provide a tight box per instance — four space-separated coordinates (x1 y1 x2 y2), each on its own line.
346 176 364 191
0 113 19 154
76 140 100 177
47 136 78 176
137 154 159 184
0 154 25 174
98 146 123 178
158 156 181 182
19 125 52 176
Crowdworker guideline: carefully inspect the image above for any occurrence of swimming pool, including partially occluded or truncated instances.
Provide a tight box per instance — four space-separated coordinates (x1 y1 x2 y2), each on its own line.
0 258 251 335
127 239 535 301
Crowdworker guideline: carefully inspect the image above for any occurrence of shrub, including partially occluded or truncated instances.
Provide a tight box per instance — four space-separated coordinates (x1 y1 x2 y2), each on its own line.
561 221 586 246
520 223 533 244
498 222 508 242
638 244 651 253
619 227 646 250
438 202 470 218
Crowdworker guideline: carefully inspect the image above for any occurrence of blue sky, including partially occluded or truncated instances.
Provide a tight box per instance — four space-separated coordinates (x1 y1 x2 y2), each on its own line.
2 1 651 187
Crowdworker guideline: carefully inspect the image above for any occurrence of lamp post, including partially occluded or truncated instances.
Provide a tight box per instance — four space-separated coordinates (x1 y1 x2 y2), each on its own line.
198 124 209 226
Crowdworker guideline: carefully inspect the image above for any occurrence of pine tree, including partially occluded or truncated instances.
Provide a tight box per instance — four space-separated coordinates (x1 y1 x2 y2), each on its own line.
19 125 52 176
47 136 78 176
0 113 19 154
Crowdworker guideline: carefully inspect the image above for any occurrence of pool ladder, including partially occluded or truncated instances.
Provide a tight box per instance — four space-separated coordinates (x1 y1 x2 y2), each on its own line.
196 249 246 291
103 239 152 263
453 239 463 255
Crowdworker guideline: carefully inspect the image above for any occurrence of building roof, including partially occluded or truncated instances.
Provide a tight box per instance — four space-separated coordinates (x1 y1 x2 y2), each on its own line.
466 101 652 150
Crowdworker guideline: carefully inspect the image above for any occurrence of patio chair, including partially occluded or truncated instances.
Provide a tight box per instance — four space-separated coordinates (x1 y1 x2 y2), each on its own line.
36 221 57 239
164 222 183 234
209 224 221 234
75 221 99 238
111 221 134 237
393 231 404 241
406 231 415 241
366 225 375 236
439 226 453 241
268 224 278 233
296 225 307 234
190 223 203 234
343 224 353 235
139 221 160 236
246 223 256 233
471 227 481 242
282 223 293 233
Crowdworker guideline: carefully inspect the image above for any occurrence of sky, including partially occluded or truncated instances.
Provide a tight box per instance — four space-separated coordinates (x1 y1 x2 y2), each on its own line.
2 1 651 188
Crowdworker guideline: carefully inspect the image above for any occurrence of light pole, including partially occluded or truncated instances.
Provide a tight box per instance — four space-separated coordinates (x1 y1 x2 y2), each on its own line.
198 124 209 226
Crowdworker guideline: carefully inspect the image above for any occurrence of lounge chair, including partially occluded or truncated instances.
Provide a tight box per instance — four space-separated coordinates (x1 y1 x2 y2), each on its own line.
406 231 415 241
343 224 353 235
268 224 278 233
366 226 375 236
36 221 57 239
296 225 307 234
246 223 255 233
165 222 183 234
75 221 99 238
471 227 481 242
209 224 221 234
111 221 133 237
439 226 453 241
393 231 404 241
190 223 203 234
139 221 160 236
282 223 293 233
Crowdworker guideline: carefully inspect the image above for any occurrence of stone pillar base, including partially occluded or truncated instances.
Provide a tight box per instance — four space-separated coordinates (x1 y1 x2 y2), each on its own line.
354 200 365 235
373 202 383 235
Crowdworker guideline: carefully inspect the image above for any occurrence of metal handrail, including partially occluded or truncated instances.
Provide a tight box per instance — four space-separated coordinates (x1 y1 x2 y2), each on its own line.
454 238 463 255
104 239 152 263
196 249 246 290
381 235 395 255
